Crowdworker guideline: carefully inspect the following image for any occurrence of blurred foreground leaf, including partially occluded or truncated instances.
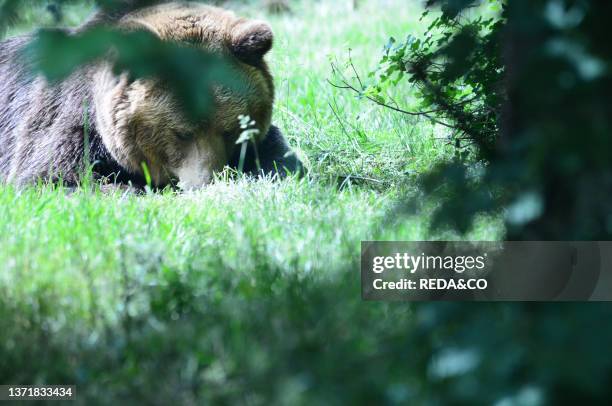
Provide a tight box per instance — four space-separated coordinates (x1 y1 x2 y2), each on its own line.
26 27 244 120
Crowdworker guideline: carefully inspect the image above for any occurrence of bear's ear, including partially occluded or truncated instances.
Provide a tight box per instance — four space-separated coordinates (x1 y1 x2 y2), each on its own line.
230 21 274 65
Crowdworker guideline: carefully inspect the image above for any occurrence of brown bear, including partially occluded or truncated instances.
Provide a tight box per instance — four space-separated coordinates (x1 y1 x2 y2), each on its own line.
0 1 301 190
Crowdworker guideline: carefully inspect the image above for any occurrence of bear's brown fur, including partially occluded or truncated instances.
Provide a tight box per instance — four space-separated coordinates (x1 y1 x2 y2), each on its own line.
0 2 300 189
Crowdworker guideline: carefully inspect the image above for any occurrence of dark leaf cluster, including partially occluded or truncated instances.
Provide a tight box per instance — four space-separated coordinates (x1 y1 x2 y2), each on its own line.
2 0 247 121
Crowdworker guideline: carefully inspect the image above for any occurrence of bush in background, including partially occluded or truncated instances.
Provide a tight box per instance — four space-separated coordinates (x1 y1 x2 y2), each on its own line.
340 0 612 240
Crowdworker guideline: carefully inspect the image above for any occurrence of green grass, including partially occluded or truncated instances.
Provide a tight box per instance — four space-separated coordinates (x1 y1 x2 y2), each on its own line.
0 1 503 403
268 1 455 184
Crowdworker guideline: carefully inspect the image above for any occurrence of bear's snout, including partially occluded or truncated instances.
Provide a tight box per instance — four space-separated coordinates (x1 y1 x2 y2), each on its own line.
172 134 228 190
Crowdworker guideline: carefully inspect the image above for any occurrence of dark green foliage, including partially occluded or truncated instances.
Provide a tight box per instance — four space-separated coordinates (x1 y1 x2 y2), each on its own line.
0 0 286 34
28 27 241 120
0 0 93 34
441 0 612 240
498 0 612 239
2 0 246 121
2 261 612 404
356 0 612 239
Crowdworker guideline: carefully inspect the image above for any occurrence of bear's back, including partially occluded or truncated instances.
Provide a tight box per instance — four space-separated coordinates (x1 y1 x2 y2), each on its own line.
0 36 34 178
0 34 95 185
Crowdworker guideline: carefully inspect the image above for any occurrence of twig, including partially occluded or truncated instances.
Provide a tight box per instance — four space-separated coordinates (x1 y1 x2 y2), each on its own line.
348 49 364 89
328 101 351 139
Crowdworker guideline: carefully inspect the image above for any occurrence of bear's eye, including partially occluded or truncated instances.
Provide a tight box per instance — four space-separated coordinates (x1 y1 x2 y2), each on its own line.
174 131 193 142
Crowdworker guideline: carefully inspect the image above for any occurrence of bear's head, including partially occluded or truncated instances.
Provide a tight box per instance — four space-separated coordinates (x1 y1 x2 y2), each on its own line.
92 2 275 189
